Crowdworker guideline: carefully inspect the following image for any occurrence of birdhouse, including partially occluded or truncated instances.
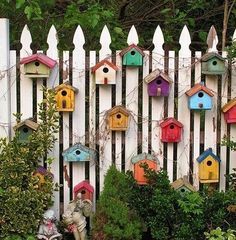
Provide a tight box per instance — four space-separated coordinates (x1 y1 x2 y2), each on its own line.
13 119 39 143
131 153 160 185
20 53 57 78
197 148 221 183
33 166 54 188
160 118 183 143
92 59 118 84
222 98 236 124
108 105 130 131
54 81 78 112
119 44 145 67
185 83 214 110
73 180 94 201
201 52 225 75
171 177 196 195
62 143 96 162
144 69 172 96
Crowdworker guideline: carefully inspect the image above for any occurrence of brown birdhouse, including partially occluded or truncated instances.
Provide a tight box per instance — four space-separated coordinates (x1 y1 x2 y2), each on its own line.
20 53 57 78
108 105 130 131
54 81 78 112
73 180 94 201
92 59 118 84
131 153 160 185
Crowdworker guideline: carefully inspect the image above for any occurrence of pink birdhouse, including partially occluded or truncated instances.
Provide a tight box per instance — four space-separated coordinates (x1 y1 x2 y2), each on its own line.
73 180 94 201
160 118 183 143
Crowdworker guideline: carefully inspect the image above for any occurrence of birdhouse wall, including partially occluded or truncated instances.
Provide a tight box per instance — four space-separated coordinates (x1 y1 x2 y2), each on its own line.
109 112 128 131
224 106 236 123
74 188 93 201
24 61 50 76
134 159 158 184
202 58 225 75
198 156 219 183
188 92 212 110
147 77 170 96
95 66 116 84
56 88 75 111
161 125 182 142
123 49 143 66
18 127 34 142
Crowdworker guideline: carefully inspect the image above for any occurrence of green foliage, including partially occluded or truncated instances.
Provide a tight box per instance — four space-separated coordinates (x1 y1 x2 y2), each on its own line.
0 88 59 238
92 165 142 240
205 227 236 240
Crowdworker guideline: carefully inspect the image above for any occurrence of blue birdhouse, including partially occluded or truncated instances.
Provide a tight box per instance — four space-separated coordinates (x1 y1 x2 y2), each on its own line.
62 143 96 162
13 119 39 143
185 83 214 110
119 44 145 67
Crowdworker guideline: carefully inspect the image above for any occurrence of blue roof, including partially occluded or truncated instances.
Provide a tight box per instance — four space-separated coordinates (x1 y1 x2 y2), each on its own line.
197 148 221 163
62 143 96 158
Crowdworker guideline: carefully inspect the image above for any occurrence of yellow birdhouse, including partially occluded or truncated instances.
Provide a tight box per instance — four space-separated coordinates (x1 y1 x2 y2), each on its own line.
54 81 78 112
108 106 130 131
197 148 221 183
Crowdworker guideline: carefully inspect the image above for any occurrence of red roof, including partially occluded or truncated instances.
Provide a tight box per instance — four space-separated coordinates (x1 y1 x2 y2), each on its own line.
160 117 183 128
92 59 118 72
119 44 145 57
73 180 94 194
20 53 57 69
185 83 214 97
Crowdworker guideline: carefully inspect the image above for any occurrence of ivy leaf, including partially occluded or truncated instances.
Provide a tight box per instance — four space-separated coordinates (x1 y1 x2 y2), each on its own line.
24 6 32 20
161 8 171 14
16 0 25 9
114 27 123 35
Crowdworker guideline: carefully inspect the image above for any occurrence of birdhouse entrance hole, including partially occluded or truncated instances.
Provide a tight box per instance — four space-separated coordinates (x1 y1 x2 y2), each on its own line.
170 124 175 129
116 114 121 119
181 188 185 193
23 127 28 133
61 90 67 96
207 160 212 166
156 79 162 85
81 190 86 194
198 92 204 98
76 150 81 155
34 61 40 67
212 61 217 66
103 67 109 73
131 51 136 56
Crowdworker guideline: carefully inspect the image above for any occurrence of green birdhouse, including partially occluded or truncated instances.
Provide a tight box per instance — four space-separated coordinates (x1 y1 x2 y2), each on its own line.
13 119 39 143
171 177 196 195
201 52 225 75
119 44 145 67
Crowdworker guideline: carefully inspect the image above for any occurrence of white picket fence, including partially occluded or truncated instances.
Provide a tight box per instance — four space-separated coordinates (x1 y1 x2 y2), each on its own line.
0 18 236 218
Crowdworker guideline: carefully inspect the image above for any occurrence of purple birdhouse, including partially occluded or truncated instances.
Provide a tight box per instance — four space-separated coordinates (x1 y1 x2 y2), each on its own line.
144 69 172 97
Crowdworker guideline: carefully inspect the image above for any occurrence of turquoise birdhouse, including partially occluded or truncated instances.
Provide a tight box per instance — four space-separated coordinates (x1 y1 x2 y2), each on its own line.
62 143 96 162
13 119 39 143
185 83 214 110
201 52 225 75
171 177 196 195
119 44 145 67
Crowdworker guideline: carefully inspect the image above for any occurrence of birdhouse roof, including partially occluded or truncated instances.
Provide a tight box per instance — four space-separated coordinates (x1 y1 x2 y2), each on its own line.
222 98 236 113
108 105 130 117
160 117 183 128
171 178 196 192
131 152 160 164
20 53 57 69
119 44 145 57
185 83 214 97
201 52 225 62
54 81 78 93
197 148 221 163
62 143 96 158
13 118 39 131
73 180 94 195
34 165 54 178
144 69 172 84
91 59 119 72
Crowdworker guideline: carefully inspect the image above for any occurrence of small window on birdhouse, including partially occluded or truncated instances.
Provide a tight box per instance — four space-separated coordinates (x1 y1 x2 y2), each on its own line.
81 190 86 194
76 150 81 155
170 124 174 129
35 61 40 67
181 188 185 193
103 67 109 73
23 127 29 133
131 51 136 56
116 114 121 119
156 79 162 85
198 92 204 98
212 61 217 66
207 160 212 166
61 90 67 96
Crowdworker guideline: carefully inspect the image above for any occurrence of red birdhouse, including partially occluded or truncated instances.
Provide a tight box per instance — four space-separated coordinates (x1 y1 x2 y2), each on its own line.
160 117 183 143
73 180 94 201
222 98 236 124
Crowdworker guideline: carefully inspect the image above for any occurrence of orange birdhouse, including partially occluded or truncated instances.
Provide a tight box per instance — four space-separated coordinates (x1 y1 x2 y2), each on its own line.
108 105 130 131
73 180 94 201
54 81 78 112
131 153 160 185
197 148 221 183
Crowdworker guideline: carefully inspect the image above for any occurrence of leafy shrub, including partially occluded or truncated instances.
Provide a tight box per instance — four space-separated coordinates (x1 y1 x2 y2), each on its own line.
205 227 236 240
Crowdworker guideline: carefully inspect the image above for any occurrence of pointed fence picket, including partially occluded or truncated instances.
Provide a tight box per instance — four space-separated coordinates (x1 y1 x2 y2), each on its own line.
1 19 236 217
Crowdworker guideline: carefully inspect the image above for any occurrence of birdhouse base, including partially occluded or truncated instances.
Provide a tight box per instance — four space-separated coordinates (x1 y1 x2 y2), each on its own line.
199 179 219 183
